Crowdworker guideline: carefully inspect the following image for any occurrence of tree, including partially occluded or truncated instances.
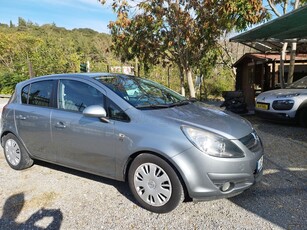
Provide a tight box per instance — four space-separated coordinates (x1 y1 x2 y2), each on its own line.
100 0 267 97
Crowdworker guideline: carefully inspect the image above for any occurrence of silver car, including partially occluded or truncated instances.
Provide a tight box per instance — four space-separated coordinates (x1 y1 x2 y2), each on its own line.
255 76 307 127
1 73 264 213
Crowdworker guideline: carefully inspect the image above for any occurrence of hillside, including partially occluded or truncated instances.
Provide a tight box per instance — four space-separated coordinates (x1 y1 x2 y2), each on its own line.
0 18 118 93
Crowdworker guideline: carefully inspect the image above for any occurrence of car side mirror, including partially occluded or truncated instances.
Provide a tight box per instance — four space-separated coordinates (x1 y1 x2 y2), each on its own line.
83 105 109 123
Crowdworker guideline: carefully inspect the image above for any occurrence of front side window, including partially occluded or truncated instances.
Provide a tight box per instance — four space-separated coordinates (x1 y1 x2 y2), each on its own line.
107 98 130 122
58 80 104 112
22 80 54 107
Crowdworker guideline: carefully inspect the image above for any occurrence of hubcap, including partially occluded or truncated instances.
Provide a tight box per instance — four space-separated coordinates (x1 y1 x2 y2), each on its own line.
134 163 172 207
5 139 21 166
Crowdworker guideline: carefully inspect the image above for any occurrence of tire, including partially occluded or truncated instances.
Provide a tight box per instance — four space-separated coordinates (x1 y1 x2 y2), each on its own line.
298 108 307 128
128 153 183 213
2 133 34 170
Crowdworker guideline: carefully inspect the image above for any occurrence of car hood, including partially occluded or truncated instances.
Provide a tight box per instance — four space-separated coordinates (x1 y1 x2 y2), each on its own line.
257 88 307 99
144 102 253 140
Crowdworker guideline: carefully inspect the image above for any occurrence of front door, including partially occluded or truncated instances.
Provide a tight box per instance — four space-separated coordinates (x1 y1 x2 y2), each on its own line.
51 79 116 178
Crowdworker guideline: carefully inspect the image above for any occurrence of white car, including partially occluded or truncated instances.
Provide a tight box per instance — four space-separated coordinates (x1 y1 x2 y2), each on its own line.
255 76 307 127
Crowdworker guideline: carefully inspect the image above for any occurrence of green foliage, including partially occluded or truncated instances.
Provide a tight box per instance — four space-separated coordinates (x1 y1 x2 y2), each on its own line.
0 72 27 94
0 18 117 93
201 67 235 100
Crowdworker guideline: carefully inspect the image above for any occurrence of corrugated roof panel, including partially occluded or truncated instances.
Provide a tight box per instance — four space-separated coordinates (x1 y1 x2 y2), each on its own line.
230 5 307 52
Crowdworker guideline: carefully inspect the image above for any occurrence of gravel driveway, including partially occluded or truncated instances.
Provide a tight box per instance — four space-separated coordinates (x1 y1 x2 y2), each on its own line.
0 100 306 230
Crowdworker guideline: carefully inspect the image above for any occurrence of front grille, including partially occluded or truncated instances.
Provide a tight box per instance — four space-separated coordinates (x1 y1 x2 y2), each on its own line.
239 131 262 152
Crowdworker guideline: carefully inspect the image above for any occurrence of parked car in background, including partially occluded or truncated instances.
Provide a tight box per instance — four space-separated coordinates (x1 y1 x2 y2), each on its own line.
255 76 307 127
1 73 264 213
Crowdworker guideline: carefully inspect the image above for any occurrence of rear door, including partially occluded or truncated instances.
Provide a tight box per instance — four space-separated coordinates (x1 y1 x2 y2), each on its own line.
51 79 117 177
15 80 56 161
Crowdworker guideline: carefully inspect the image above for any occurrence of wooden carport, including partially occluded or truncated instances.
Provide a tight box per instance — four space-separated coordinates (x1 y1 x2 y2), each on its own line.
229 5 307 110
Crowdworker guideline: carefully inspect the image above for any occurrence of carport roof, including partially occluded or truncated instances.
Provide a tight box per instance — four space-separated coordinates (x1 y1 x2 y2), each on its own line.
230 5 307 52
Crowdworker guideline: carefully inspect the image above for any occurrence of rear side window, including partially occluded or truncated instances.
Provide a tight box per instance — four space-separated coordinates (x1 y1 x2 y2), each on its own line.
21 85 29 104
21 80 55 107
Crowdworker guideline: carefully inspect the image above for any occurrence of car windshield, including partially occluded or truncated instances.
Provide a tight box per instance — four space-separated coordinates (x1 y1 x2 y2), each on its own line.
286 76 307 89
95 75 188 109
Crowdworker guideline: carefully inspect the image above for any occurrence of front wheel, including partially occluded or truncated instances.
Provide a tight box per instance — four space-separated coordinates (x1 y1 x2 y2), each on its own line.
2 133 34 170
128 153 183 213
298 108 307 128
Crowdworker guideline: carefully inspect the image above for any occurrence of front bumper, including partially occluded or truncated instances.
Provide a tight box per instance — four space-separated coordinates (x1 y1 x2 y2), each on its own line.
171 146 263 200
255 109 296 123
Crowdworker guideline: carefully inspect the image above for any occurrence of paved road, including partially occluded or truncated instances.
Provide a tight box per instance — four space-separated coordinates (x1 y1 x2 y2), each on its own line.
0 103 306 229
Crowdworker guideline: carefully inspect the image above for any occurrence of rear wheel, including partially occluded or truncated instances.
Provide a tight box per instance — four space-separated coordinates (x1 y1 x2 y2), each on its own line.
3 133 34 170
128 153 183 213
298 108 307 128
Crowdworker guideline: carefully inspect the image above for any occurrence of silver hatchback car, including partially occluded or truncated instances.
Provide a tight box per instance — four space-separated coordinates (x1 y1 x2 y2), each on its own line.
255 76 307 127
1 73 264 213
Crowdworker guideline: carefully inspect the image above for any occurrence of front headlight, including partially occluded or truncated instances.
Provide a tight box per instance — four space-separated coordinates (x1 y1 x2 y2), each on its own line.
181 126 244 158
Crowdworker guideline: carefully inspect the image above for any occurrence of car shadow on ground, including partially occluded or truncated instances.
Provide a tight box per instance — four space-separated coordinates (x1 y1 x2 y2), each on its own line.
35 160 136 204
0 192 63 230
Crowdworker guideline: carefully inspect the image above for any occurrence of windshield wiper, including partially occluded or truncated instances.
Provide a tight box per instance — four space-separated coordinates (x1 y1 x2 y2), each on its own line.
169 98 197 107
135 104 171 109
169 100 190 107
136 98 197 109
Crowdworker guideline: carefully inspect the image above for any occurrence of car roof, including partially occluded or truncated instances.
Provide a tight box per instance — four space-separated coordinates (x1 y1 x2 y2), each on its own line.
17 72 136 86
35 72 128 79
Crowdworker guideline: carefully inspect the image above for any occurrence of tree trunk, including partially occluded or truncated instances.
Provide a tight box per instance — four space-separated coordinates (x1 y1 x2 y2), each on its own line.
27 54 34 78
287 42 297 84
179 67 185 96
279 43 287 88
186 68 196 98
134 57 139 76
167 65 171 88
287 0 299 84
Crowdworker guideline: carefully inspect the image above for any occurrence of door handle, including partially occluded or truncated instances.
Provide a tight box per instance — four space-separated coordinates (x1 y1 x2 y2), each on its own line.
55 121 66 129
16 115 27 120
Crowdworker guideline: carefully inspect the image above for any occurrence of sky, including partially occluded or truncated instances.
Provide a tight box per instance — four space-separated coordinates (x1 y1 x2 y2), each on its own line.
0 0 116 34
0 0 295 35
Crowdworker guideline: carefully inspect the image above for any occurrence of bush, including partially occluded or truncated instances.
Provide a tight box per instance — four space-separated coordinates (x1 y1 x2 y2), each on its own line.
201 68 235 100
0 72 27 94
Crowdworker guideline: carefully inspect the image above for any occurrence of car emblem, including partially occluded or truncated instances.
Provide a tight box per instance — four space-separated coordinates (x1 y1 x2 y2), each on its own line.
262 97 266 101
